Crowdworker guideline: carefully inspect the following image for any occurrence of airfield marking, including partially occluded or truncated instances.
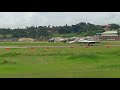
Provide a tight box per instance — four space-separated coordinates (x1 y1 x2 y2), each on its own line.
5 48 11 51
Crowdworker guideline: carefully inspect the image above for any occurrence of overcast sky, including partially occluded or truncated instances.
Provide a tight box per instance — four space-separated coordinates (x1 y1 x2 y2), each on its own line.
0 12 120 29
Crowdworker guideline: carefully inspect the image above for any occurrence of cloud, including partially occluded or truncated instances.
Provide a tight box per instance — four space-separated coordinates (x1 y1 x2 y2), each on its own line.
0 12 120 28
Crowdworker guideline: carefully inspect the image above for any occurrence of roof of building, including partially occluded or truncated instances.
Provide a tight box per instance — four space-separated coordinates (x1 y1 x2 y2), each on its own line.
101 35 118 36
102 31 118 34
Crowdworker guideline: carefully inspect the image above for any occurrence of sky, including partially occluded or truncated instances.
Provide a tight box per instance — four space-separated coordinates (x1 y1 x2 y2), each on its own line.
0 12 120 29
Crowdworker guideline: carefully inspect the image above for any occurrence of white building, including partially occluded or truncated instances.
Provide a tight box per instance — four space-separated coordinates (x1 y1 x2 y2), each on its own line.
100 31 119 40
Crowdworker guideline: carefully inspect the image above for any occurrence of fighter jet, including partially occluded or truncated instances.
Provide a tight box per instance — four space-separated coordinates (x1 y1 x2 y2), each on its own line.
67 38 100 46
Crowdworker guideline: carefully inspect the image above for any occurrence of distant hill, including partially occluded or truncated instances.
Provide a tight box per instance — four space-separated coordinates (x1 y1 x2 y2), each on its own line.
0 22 119 39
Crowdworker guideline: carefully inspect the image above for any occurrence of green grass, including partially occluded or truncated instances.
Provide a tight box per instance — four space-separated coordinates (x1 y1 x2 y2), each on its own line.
0 42 80 46
101 41 120 45
0 40 119 47
0 41 120 78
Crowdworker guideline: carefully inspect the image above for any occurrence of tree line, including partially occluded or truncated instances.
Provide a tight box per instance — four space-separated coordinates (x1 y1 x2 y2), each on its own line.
0 22 120 39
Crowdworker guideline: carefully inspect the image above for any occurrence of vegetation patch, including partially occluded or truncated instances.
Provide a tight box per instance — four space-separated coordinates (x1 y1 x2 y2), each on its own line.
0 41 119 77
38 52 72 56
0 52 21 57
100 64 120 69
113 50 120 56
68 53 100 62
0 59 16 65
0 52 73 57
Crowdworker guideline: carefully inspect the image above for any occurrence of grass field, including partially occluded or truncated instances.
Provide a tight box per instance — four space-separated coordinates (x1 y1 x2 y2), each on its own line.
0 42 80 46
0 41 120 78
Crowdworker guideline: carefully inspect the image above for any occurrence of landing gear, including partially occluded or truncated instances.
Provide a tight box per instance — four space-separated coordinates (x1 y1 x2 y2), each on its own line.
87 43 93 46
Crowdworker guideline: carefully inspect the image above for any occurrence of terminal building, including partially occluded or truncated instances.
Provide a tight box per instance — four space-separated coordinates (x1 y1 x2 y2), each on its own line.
99 24 120 40
100 30 120 40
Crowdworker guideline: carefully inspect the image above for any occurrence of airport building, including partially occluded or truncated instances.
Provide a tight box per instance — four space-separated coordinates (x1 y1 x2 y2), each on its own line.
100 30 120 40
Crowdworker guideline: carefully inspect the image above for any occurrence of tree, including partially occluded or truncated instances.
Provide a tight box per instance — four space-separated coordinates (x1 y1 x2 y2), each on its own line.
0 28 11 38
26 26 37 38
109 24 120 29
36 26 51 39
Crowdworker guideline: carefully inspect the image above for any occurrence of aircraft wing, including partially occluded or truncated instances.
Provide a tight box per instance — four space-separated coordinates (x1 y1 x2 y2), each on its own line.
78 40 96 43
